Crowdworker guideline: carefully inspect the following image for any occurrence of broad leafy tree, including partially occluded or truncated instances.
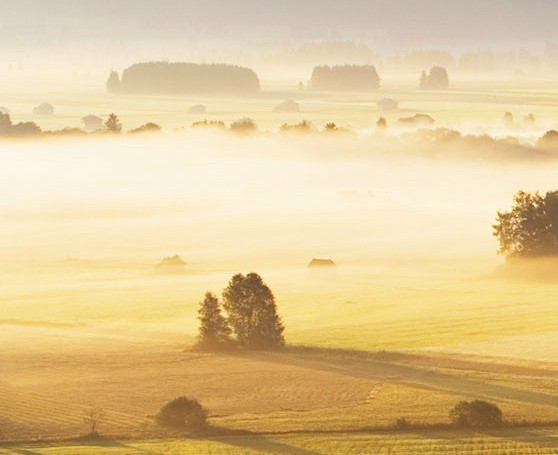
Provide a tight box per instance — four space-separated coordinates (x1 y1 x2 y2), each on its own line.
155 396 208 432
222 273 285 350
493 190 558 258
450 400 503 428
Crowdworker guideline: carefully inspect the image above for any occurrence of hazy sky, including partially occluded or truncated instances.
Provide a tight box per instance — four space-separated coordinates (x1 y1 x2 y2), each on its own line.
3 0 557 51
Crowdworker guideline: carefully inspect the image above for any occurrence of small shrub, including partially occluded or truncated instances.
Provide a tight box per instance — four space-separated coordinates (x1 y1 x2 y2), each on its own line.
129 122 161 134
450 400 503 428
155 396 208 432
279 120 313 134
192 119 226 129
394 417 412 430
229 117 257 135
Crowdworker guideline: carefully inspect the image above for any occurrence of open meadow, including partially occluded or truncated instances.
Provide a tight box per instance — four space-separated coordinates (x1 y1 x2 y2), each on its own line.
1 79 558 453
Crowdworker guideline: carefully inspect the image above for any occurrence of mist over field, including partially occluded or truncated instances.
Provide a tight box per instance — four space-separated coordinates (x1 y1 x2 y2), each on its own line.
1 129 558 360
2 1 558 453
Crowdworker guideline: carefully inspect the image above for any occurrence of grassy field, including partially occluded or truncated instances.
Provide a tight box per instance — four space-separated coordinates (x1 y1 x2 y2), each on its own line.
2 80 558 452
1 428 558 455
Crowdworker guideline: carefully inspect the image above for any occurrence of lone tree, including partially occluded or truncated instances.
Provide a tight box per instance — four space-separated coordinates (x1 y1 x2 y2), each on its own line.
196 292 232 350
493 190 558 258
450 400 503 428
106 70 121 93
105 113 122 133
83 406 104 435
222 273 285 350
155 396 208 432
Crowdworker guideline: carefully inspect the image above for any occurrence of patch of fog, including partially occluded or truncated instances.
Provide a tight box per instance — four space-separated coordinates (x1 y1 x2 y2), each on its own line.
1 133 557 265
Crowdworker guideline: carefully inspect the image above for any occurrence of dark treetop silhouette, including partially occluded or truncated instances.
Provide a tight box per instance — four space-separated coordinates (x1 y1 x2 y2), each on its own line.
109 62 260 95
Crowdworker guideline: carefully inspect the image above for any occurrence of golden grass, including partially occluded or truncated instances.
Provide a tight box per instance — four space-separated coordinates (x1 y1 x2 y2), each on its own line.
1 428 558 455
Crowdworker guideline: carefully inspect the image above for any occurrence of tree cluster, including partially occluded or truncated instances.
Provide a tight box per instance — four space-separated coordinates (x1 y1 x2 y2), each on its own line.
493 190 558 258
310 65 380 91
0 113 41 137
110 62 260 95
419 66 449 89
197 273 285 351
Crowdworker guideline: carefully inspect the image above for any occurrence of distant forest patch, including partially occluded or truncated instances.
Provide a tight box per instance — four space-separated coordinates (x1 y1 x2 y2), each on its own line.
309 65 380 91
108 62 261 95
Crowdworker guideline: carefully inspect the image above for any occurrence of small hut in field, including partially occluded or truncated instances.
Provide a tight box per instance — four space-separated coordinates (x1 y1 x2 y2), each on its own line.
82 115 103 132
307 258 337 268
155 255 186 273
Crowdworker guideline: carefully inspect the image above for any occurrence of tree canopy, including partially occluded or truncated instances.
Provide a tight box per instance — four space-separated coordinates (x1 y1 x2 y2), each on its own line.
222 273 285 350
197 292 232 350
493 190 558 258
155 396 208 432
104 113 122 133
450 400 503 428
115 62 260 95
310 65 380 91
420 66 449 89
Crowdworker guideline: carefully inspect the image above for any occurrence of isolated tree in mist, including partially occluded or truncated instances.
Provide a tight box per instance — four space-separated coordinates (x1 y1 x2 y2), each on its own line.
106 70 121 93
222 273 285 350
104 113 122 133
376 117 387 130
155 396 208 432
493 190 558 258
196 292 232 350
503 111 514 128
420 66 449 89
450 400 503 428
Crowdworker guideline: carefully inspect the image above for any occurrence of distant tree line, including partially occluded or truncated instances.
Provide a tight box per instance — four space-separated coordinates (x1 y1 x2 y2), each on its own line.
309 65 380 91
0 112 41 136
108 62 260 95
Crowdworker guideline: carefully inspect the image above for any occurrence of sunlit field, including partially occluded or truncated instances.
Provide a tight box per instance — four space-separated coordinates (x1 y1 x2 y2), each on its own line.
2 429 558 455
1 79 558 452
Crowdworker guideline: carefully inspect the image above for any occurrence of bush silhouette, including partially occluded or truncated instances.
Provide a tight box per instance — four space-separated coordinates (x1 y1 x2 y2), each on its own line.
450 400 503 428
493 190 558 258
155 396 208 432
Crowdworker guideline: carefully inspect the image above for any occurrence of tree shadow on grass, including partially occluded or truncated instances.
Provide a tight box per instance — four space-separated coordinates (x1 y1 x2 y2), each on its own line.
481 426 558 451
233 346 558 409
205 429 324 455
62 436 162 455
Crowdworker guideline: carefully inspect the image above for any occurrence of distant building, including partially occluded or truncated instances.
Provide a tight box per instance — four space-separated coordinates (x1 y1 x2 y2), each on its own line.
188 104 207 114
155 255 186 273
274 99 300 113
307 258 337 268
33 103 54 116
377 98 398 111
81 115 103 132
